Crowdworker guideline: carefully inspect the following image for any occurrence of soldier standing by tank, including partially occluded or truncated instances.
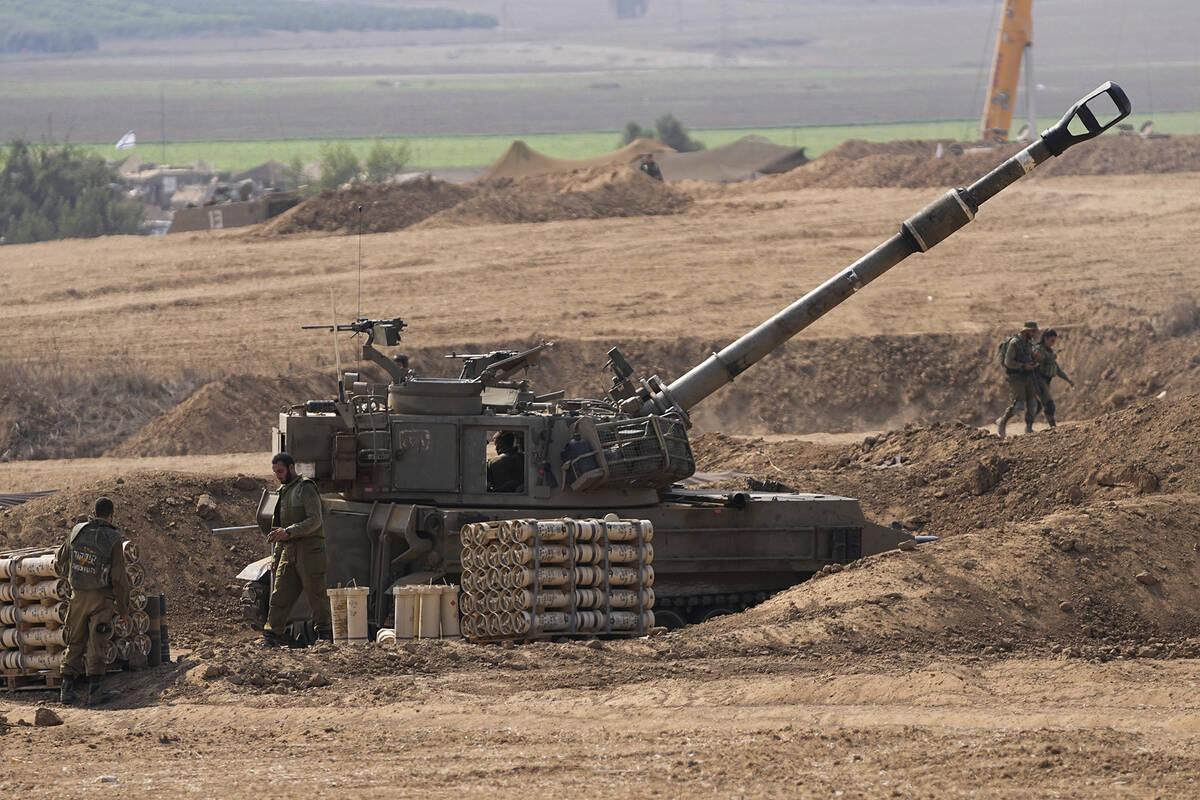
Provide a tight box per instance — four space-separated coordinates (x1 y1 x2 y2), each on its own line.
262 453 332 647
995 321 1041 438
57 497 131 706
1032 328 1075 428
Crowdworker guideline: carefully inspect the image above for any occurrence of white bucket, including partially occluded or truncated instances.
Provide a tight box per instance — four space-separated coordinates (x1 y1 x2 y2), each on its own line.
439 585 461 638
344 587 370 643
394 586 417 639
414 586 441 639
326 587 349 643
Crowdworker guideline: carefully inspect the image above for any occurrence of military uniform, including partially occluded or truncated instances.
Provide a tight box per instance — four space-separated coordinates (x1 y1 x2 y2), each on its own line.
1032 342 1071 427
487 451 525 493
996 327 1039 437
640 157 663 181
58 516 131 703
265 475 332 639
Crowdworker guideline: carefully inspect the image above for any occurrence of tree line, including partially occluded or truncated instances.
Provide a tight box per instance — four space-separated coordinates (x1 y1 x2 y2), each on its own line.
0 0 497 52
0 139 144 244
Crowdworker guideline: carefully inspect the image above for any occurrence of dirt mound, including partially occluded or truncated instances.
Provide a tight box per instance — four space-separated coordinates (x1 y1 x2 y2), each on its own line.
416 165 692 227
656 135 807 182
477 137 670 181
693 391 1200 538
679 494 1200 661
108 371 336 457
259 177 476 236
0 472 270 638
764 134 1200 189
676 393 1200 657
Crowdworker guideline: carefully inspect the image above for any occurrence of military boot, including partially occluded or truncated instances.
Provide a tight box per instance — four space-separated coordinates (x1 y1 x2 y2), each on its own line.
1047 417 1057 428
995 416 1008 439
259 630 281 648
1024 423 1034 434
59 675 79 705
86 676 120 707
315 628 333 643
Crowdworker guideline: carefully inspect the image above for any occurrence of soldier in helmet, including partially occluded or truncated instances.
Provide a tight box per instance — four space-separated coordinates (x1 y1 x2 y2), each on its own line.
262 453 332 647
1031 328 1076 428
487 431 525 493
995 321 1040 438
57 497 131 706
639 153 663 181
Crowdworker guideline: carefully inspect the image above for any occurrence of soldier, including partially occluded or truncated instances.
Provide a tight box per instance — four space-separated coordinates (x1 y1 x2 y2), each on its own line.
639 153 663 181
995 321 1040 438
1032 328 1076 428
262 453 332 647
487 431 525 493
58 497 131 706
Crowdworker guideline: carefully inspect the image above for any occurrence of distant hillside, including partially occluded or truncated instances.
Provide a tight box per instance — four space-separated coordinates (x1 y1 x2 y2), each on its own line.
0 0 497 53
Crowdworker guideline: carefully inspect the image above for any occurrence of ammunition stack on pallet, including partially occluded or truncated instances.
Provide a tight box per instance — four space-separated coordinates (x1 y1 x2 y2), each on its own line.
113 540 155 669
0 542 168 691
0 548 68 690
458 515 654 642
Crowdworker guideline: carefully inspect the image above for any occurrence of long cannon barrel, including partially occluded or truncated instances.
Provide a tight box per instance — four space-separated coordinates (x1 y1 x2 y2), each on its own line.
640 82 1130 418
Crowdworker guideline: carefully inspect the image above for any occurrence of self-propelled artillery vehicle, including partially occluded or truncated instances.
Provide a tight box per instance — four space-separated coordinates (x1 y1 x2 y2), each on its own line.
239 83 1131 635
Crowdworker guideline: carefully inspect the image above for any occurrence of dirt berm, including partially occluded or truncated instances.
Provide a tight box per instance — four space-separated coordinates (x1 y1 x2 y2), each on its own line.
105 320 1200 458
257 166 690 237
756 133 1200 190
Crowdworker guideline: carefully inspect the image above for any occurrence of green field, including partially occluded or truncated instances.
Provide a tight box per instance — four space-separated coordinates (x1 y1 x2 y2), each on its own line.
74 110 1200 173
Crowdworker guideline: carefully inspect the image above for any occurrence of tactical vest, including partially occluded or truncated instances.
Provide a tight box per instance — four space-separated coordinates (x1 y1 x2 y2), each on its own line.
274 476 324 537
1035 345 1060 379
67 519 119 591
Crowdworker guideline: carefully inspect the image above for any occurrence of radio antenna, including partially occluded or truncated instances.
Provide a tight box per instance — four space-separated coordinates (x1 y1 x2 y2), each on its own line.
356 203 364 320
331 288 344 402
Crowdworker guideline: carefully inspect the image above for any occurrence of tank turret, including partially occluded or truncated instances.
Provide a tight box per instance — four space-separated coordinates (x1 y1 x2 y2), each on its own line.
249 83 1130 636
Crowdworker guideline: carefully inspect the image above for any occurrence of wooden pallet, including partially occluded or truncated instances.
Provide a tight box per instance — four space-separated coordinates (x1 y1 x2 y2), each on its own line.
2 669 61 692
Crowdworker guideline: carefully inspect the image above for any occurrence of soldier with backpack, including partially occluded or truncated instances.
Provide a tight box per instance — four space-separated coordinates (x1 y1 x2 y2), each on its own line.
995 321 1041 438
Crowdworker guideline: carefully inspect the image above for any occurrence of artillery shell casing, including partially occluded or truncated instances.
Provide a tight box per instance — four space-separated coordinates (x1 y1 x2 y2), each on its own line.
14 553 59 579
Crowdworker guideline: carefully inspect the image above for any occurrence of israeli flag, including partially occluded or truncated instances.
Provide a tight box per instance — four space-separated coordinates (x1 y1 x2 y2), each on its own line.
115 130 136 150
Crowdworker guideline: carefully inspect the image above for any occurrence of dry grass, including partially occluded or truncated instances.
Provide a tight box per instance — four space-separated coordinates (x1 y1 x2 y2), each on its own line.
0 357 213 460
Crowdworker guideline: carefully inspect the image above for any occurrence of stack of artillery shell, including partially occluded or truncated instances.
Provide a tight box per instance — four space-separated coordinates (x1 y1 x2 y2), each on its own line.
0 537 160 682
0 548 70 675
111 539 153 670
458 516 655 642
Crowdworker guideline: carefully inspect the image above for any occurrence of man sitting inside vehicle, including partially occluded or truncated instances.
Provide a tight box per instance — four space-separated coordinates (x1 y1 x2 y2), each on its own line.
487 431 525 493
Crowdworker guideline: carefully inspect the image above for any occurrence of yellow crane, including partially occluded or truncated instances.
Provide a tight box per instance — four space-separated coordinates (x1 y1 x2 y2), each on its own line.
980 0 1034 142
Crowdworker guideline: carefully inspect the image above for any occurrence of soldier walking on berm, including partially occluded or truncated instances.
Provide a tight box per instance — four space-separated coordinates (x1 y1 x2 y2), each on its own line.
995 321 1041 438
639 153 663 181
1032 328 1076 428
58 497 131 706
262 453 332 647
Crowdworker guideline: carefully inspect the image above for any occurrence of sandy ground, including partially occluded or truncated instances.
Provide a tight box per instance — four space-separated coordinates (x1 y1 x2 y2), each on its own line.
5 654 1200 798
